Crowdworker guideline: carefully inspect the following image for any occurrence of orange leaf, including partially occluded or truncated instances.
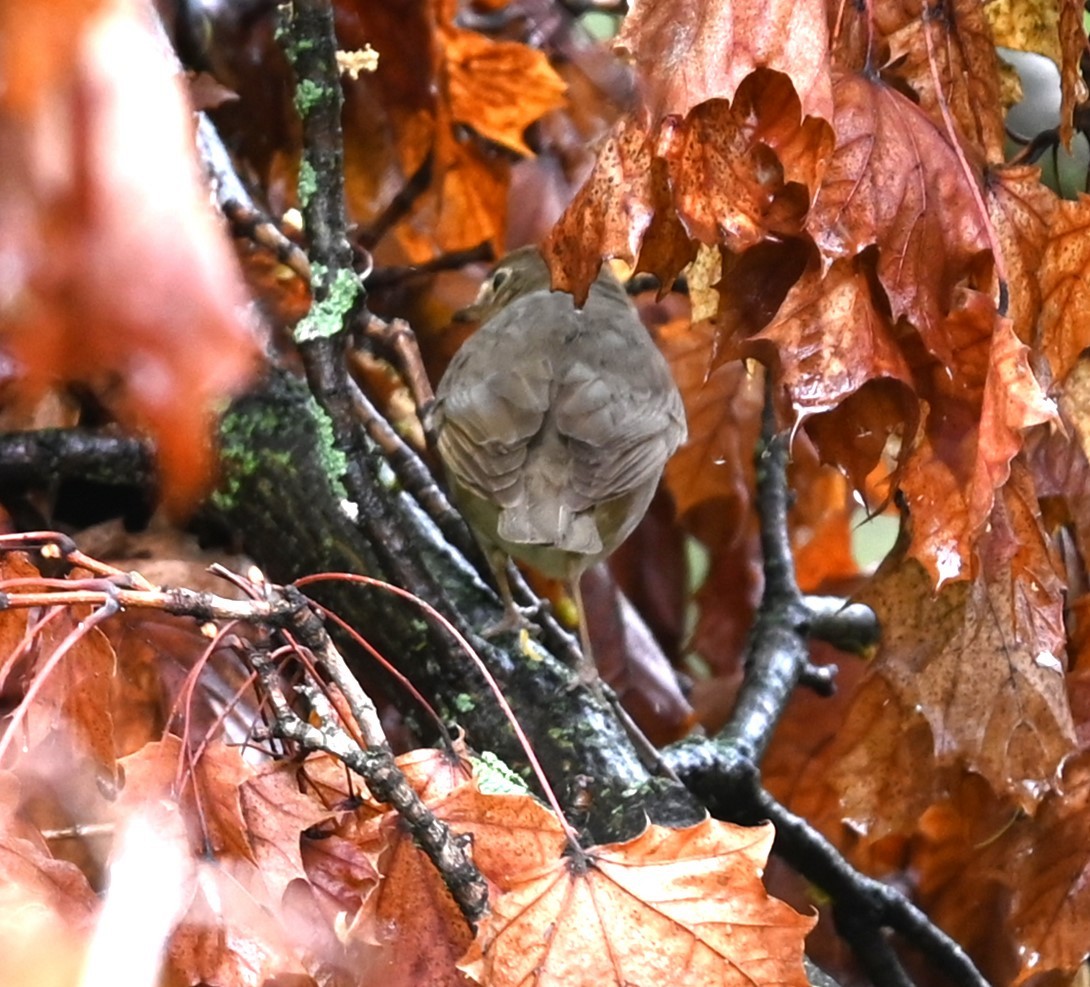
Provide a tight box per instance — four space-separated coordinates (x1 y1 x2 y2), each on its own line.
792 671 939 844
544 118 676 300
752 258 913 422
460 818 814 987
440 19 567 156
808 72 990 346
883 0 1006 163
0 0 257 511
656 73 832 251
0 771 97 986
985 165 1057 347
615 0 833 124
660 321 763 521
239 762 333 901
119 737 255 861
913 754 1090 985
899 292 1056 582
21 609 118 786
858 467 1075 807
1058 0 1087 148
1001 751 1090 982
329 750 565 987
168 860 313 987
1039 194 1090 384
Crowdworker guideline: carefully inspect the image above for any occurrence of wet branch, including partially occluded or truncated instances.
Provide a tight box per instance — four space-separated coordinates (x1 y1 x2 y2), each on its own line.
662 381 986 987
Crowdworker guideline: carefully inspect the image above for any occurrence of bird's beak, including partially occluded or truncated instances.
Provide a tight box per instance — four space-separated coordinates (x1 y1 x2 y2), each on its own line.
452 302 483 324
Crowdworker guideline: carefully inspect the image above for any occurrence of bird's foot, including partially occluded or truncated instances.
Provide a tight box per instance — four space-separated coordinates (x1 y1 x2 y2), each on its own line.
562 654 607 702
481 601 542 639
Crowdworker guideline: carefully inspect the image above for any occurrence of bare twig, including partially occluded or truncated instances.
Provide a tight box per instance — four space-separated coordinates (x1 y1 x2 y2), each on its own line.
196 113 312 284
0 535 491 925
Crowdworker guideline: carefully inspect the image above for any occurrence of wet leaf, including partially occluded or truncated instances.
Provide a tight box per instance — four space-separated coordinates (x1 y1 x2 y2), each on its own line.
808 72 990 347
460 818 814 987
616 0 833 124
858 468 1075 806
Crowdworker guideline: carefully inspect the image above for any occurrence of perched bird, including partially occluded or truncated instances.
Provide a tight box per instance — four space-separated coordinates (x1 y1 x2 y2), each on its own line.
429 246 687 670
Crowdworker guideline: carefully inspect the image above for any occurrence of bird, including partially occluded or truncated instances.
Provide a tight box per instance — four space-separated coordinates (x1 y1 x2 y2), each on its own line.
428 246 687 676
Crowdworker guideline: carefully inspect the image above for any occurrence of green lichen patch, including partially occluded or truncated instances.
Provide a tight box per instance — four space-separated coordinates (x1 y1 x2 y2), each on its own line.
297 159 317 207
293 78 328 118
472 751 531 796
304 394 349 501
294 267 360 343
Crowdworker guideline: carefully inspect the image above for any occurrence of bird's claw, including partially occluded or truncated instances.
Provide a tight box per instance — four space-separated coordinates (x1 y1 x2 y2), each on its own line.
481 602 542 639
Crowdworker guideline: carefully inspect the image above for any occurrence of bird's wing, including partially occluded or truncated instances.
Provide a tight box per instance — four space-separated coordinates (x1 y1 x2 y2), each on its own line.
433 347 554 507
553 325 687 507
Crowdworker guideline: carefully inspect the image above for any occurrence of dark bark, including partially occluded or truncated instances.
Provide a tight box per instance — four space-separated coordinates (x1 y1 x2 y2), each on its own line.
209 369 705 845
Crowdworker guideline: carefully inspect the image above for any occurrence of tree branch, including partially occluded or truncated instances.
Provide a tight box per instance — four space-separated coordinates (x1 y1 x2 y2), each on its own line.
661 379 988 987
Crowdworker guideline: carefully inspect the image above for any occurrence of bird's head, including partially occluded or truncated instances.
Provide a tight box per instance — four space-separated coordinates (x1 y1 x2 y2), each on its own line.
453 246 553 323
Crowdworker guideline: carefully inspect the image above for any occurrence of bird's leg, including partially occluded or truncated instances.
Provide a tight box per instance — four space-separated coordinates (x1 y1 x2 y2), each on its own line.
566 574 682 783
567 574 601 688
481 549 542 638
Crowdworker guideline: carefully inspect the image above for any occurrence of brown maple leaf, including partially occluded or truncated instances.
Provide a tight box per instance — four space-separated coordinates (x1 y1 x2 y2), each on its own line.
118 737 255 861
898 292 1056 583
439 2 567 157
808 71 990 348
308 747 567 987
460 819 814 987
858 466 1075 807
883 0 1006 163
615 0 833 125
751 257 913 423
1038 194 1090 385
545 71 831 302
985 165 1057 349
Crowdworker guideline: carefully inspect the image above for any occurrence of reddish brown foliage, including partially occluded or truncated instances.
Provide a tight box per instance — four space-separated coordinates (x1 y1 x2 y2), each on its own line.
3 0 1090 983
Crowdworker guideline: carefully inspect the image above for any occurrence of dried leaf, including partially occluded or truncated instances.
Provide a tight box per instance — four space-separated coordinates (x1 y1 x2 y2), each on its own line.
1039 195 1090 384
883 0 1006 162
239 762 332 901
656 74 832 251
963 737 1090 979
168 860 313 987
332 750 565 987
808 72 990 346
440 13 567 156
913 754 1090 985
911 773 1024 985
544 72 831 303
858 468 1075 807
985 165 1057 347
1057 0 1088 148
460 819 814 987
616 0 833 124
752 258 913 421
544 118 674 300
119 737 255 861
986 0 1063 64
0 770 97 985
899 292 1056 582
660 321 763 522
581 562 695 746
804 672 939 842
21 610 117 785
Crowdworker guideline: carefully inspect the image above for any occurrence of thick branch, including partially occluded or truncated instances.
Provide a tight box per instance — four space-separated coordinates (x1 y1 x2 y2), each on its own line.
210 371 704 843
660 381 986 987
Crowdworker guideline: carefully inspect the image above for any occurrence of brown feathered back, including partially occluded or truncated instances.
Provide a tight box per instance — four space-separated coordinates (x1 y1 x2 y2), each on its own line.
430 249 686 581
